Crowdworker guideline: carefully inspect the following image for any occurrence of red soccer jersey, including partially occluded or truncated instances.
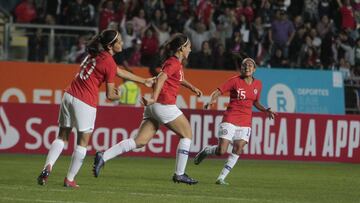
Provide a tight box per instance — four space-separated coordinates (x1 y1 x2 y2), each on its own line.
157 57 184 104
218 75 262 127
65 51 117 107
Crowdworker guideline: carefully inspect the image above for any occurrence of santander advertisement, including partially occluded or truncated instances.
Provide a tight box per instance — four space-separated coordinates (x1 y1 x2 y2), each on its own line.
0 103 359 163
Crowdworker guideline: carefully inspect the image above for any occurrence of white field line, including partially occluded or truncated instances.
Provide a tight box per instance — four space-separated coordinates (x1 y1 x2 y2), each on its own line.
128 192 279 202
0 197 87 203
0 185 71 193
0 185 299 203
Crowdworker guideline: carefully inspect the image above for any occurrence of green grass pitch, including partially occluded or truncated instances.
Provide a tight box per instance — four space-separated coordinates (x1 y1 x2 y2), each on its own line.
0 154 359 203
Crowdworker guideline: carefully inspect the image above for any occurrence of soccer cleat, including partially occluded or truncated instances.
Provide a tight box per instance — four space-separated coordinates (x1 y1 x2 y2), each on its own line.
172 173 198 185
215 179 229 185
64 177 79 188
194 147 209 165
37 164 51 186
93 151 105 177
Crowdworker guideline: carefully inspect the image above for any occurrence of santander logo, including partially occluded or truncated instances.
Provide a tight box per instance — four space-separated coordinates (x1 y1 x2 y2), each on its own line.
0 107 20 149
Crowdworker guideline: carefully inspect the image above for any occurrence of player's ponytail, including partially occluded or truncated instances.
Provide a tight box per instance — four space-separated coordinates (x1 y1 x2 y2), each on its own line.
160 33 189 63
87 34 102 56
86 29 119 56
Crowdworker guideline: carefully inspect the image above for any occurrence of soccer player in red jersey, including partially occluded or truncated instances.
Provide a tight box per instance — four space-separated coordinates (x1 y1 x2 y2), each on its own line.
194 57 276 185
93 33 203 185
37 29 154 188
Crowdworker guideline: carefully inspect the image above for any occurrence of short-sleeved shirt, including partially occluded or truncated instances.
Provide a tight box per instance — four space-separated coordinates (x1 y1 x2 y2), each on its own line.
66 51 117 107
218 75 262 127
271 19 295 46
157 56 184 104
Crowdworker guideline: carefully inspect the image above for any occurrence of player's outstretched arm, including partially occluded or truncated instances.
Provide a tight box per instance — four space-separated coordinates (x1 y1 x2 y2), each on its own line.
253 101 276 119
142 72 167 106
204 89 221 109
116 67 155 87
105 82 120 101
181 79 203 97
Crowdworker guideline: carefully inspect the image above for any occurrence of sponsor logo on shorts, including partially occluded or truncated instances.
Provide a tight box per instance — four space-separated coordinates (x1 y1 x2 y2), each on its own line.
220 128 228 135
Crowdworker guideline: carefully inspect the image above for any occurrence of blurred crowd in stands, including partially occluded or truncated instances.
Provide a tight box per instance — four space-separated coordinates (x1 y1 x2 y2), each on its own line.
1 0 360 81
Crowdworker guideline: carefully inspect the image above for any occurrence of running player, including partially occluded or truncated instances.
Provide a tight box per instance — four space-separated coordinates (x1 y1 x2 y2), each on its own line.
194 57 276 185
37 29 154 188
93 33 202 185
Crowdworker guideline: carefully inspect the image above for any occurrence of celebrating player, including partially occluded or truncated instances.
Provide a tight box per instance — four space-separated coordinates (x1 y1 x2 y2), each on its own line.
194 57 276 185
37 29 154 188
93 33 202 185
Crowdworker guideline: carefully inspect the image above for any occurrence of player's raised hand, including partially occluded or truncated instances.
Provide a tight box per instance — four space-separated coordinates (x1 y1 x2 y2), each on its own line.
265 108 276 119
193 87 203 97
204 103 211 110
144 77 156 87
141 96 155 106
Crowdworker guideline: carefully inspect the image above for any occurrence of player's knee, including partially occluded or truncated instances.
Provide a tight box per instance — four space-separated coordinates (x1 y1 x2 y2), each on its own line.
136 143 145 148
78 140 89 147
135 140 146 148
58 135 69 142
77 134 91 146
216 147 227 156
234 150 242 155
232 147 243 155
179 133 192 139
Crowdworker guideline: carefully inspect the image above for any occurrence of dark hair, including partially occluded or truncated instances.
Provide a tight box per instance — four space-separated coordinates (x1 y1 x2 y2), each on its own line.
86 29 119 56
160 33 189 63
241 58 256 69
231 51 250 70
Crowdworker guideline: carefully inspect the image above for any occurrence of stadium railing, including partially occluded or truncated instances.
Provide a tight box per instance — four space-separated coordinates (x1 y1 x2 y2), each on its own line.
345 77 360 114
0 7 12 60
2 23 98 62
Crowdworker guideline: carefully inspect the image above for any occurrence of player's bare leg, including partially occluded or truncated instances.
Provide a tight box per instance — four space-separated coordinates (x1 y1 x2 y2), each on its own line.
194 138 230 165
93 119 159 177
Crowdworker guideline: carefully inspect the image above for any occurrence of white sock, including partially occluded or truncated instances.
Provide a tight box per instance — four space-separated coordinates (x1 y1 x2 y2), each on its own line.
44 139 65 170
66 145 87 181
217 153 239 180
205 145 217 155
103 139 136 162
175 138 191 175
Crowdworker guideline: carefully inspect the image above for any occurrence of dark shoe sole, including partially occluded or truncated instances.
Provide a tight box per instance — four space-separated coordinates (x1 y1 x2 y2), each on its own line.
172 179 198 185
37 177 46 185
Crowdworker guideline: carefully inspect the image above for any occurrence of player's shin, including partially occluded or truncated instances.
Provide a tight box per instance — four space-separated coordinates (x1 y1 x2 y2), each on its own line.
175 138 191 175
217 153 239 181
103 138 136 162
44 138 65 170
66 145 87 181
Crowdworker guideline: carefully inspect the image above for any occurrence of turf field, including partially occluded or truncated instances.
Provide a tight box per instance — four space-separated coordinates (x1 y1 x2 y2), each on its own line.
0 154 359 203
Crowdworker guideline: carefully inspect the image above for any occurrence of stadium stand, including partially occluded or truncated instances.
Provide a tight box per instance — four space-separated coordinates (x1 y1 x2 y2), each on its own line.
0 0 359 114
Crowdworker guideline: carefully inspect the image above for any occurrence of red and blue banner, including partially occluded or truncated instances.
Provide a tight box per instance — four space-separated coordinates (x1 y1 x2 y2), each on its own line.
0 103 358 163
